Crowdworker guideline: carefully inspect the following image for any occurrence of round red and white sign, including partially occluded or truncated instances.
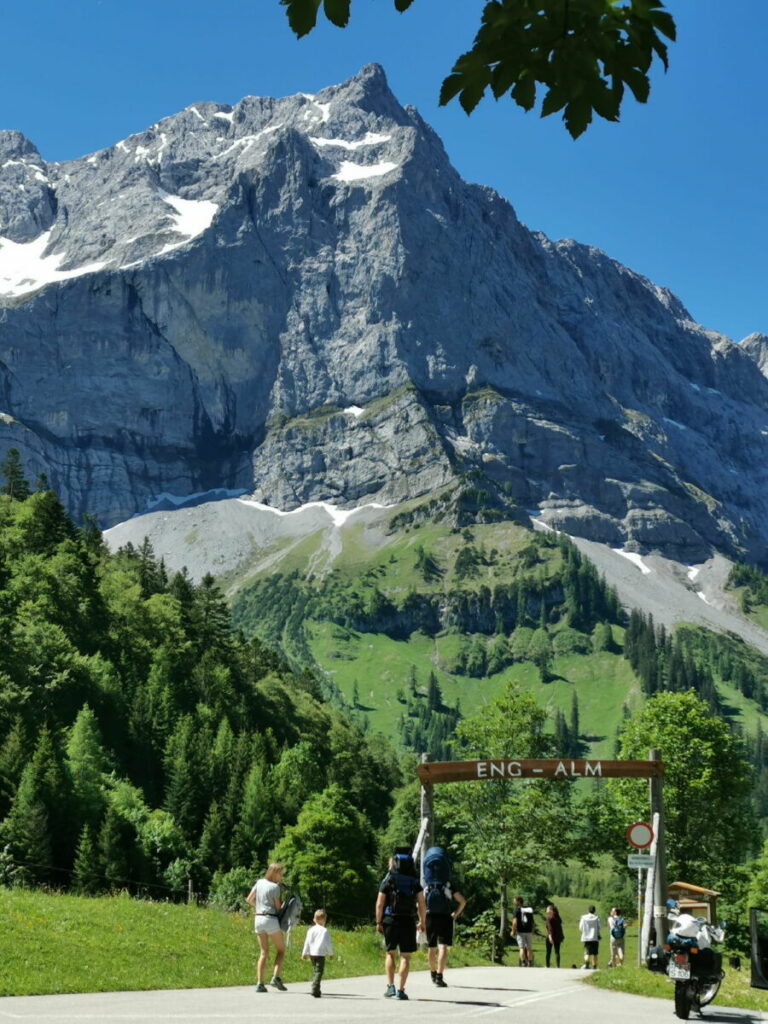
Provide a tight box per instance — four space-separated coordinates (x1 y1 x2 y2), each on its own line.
626 821 654 849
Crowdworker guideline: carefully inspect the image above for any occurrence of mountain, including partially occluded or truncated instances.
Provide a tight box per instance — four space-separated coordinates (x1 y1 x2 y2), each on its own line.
2 64 768 566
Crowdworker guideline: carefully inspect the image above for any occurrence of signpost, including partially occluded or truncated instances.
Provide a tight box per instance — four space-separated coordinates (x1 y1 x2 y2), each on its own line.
416 758 663 784
413 754 666 968
628 853 652 869
626 821 654 849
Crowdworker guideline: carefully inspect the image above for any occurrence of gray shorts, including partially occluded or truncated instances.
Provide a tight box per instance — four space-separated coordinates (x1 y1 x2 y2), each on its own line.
254 914 280 935
516 932 533 949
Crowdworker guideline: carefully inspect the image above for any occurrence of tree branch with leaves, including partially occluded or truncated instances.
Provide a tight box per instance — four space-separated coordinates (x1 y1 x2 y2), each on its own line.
279 0 676 138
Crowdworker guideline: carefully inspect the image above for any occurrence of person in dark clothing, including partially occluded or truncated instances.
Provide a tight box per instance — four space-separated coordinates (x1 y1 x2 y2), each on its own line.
545 903 564 967
510 895 534 966
374 856 426 1000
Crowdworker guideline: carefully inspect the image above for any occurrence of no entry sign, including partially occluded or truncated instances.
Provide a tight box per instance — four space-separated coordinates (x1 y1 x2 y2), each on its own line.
626 821 654 849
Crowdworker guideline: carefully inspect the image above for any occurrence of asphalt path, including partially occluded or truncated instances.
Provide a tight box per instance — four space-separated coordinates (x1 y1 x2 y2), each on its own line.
0 966 764 1024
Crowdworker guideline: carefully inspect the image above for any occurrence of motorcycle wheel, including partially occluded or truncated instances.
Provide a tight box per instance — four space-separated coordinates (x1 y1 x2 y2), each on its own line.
674 980 694 1019
695 976 722 1009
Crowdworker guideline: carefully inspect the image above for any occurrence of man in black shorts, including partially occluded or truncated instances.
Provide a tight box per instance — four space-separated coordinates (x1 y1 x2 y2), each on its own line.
375 854 426 1001
426 885 466 987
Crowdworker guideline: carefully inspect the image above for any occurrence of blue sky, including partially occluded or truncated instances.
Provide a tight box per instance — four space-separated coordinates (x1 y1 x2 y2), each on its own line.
1 1 765 342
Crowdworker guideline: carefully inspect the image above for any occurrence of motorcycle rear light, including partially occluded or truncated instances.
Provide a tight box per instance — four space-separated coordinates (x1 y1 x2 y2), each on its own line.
691 948 698 954
675 955 687 963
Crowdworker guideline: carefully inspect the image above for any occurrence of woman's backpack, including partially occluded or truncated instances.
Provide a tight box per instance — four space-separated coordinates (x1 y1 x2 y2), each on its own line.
277 893 303 936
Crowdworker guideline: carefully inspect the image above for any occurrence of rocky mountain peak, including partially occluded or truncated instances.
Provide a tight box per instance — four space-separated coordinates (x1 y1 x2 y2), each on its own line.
0 68 767 566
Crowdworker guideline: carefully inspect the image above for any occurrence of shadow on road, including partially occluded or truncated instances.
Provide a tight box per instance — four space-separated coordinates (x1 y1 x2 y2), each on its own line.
450 985 534 993
692 1013 763 1024
316 993 505 1008
416 998 504 1007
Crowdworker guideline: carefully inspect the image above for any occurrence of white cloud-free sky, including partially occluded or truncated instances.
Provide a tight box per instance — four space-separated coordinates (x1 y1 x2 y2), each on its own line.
0 1 765 342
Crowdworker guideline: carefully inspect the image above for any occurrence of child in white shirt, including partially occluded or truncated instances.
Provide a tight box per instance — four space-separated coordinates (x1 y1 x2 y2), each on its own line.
302 908 333 998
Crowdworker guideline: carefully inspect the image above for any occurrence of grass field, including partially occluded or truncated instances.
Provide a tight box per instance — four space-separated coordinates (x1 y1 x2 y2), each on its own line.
311 620 642 760
0 888 486 997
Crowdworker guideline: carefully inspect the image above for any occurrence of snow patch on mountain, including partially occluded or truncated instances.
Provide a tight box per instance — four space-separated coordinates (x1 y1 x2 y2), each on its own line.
0 231 105 298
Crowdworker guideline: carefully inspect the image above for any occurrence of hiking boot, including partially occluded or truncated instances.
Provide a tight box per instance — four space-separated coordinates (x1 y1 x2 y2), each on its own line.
384 984 397 998
270 976 287 991
255 983 267 993
431 971 438 984
311 989 321 998
435 974 448 988
395 989 409 1000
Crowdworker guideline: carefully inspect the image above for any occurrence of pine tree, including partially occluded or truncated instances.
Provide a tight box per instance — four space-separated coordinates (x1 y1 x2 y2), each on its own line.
569 692 580 757
0 448 30 500
66 705 109 830
0 762 52 884
98 805 133 891
72 825 102 893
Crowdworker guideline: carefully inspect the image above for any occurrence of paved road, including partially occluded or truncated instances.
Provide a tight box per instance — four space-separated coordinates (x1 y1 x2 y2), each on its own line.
0 967 764 1024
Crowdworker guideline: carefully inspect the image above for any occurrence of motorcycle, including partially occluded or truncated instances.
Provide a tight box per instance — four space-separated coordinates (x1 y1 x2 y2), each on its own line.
650 898 725 1019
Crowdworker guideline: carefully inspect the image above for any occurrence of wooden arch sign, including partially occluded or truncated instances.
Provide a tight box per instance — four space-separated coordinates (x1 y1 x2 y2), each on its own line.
416 757 664 784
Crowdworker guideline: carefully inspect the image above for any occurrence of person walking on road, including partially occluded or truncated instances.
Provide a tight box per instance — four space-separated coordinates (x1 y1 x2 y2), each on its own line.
510 895 535 966
422 846 466 988
607 906 626 967
544 903 564 968
375 850 426 1000
578 904 601 970
247 862 288 992
301 908 333 998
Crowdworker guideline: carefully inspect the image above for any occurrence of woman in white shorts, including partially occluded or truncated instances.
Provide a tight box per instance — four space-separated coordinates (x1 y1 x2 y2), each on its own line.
247 863 287 992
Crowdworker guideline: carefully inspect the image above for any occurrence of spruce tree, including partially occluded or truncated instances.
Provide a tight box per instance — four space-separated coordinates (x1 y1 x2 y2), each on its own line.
72 825 102 894
0 448 30 500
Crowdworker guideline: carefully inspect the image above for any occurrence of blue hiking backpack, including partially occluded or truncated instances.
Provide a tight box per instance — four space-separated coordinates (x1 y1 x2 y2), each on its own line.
385 848 419 918
423 846 453 915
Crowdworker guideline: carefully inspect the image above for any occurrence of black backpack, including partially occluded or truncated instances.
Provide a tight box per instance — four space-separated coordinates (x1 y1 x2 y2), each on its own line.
517 906 534 931
385 871 418 918
611 917 626 939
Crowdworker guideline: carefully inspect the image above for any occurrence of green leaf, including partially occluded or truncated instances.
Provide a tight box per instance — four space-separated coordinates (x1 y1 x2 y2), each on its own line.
280 0 322 38
540 85 568 118
563 97 593 140
511 75 536 112
439 73 464 106
647 8 677 41
393 0 415 10
323 0 350 28
459 78 489 115
623 67 650 103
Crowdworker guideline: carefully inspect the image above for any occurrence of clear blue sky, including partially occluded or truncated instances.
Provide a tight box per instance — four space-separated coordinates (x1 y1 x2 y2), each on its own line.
2 1 765 342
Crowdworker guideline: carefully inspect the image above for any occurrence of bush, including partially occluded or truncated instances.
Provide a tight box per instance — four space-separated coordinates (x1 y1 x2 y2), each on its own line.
208 866 253 912
552 628 593 656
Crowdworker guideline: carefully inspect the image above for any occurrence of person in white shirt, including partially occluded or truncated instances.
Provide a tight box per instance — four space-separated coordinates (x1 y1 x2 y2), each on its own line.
301 908 334 998
578 904 601 969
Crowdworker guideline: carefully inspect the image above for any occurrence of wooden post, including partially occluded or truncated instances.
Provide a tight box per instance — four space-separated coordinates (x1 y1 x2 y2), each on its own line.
649 747 668 951
419 752 434 884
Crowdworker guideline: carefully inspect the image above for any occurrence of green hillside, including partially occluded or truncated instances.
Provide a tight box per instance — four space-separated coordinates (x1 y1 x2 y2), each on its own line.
230 510 768 766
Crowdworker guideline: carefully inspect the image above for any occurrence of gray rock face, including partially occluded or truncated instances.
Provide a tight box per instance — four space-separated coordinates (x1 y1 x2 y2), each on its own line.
1 65 768 563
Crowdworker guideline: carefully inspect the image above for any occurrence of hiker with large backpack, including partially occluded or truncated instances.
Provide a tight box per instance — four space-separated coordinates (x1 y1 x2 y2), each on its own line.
374 848 426 1001
422 846 466 988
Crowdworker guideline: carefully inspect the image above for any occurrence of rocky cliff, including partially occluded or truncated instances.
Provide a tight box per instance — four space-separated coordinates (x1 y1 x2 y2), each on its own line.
2 65 767 563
